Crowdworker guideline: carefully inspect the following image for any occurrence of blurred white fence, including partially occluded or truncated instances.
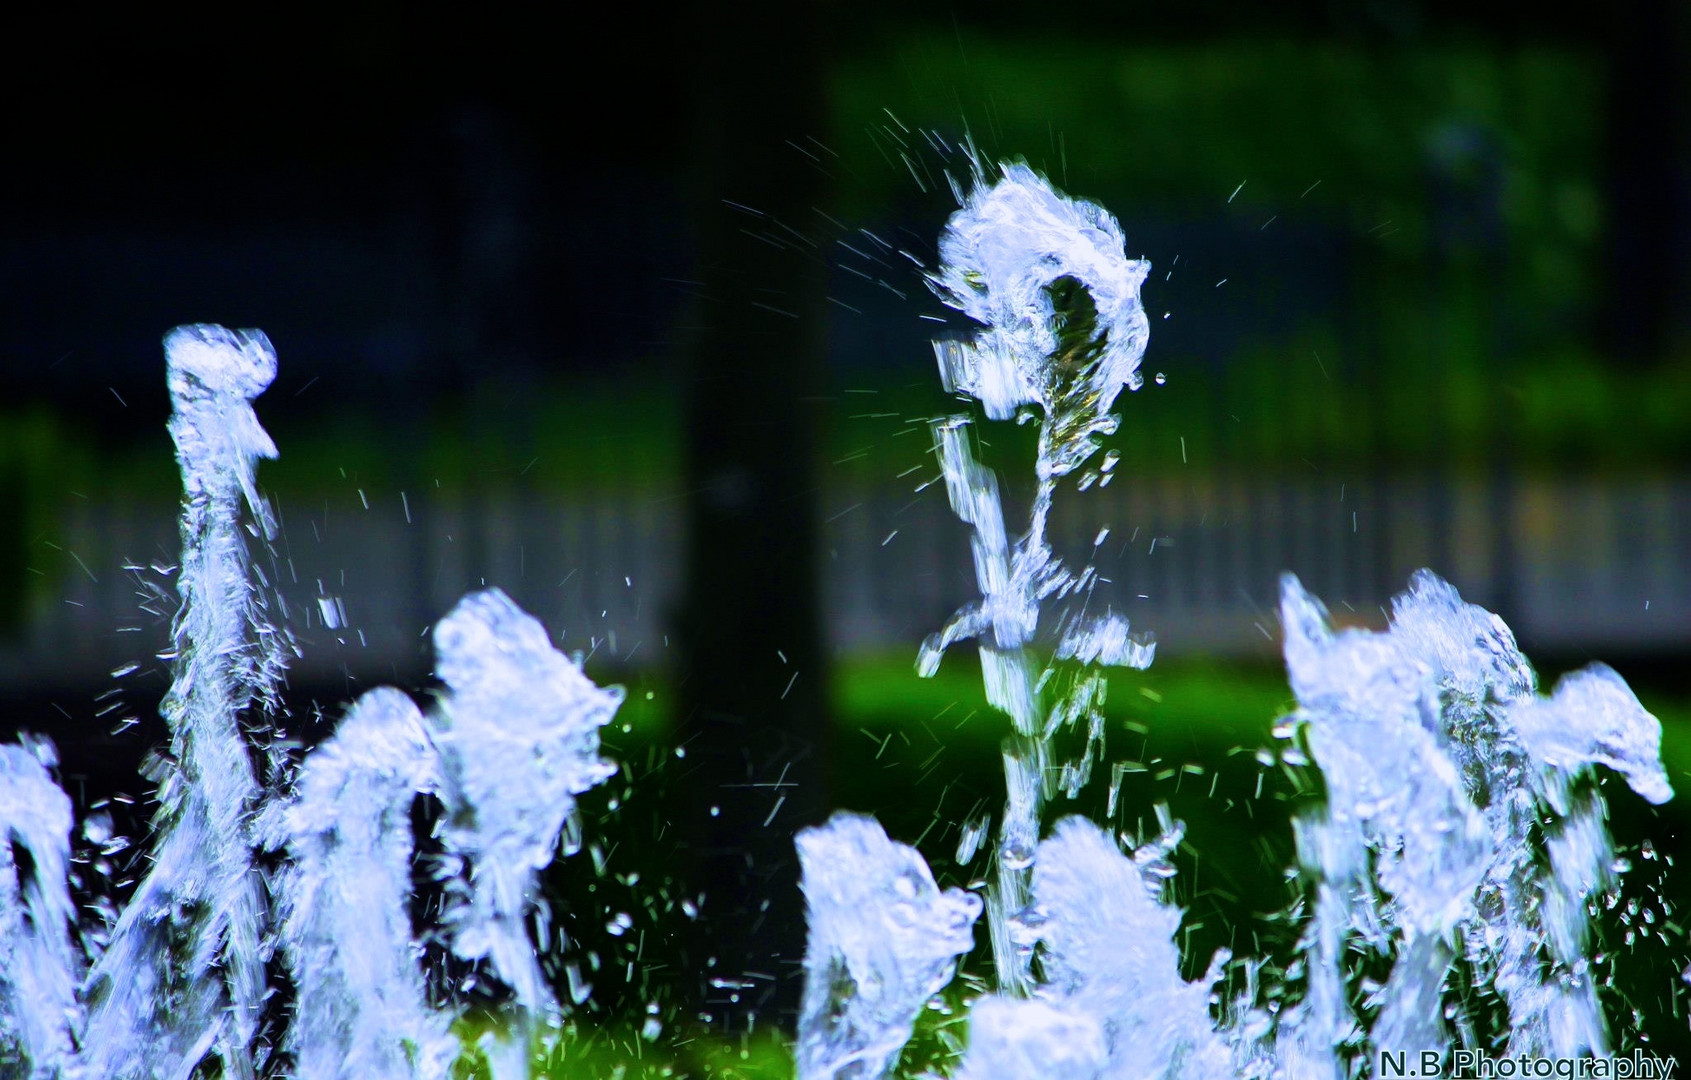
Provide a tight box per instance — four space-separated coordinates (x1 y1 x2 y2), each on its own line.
3 473 1687 696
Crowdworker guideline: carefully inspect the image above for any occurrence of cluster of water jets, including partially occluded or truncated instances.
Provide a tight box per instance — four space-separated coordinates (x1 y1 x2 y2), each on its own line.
791 161 1674 1080
0 162 1675 1080
1 327 623 1079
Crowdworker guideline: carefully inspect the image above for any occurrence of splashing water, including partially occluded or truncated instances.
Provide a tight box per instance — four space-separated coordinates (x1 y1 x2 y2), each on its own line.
928 161 1151 429
917 160 1156 995
795 813 981 1080
1272 571 1672 1073
0 739 79 1080
258 687 455 1080
966 814 1234 1079
798 161 1673 1078
257 587 619 1080
0 177 1675 1080
937 571 1671 1080
427 588 622 1078
0 327 625 1080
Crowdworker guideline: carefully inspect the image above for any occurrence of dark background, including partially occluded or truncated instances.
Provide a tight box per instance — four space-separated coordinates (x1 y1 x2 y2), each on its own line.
1 1 1687 1069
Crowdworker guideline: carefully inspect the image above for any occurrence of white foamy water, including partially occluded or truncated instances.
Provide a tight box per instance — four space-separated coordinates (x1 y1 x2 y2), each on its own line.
952 812 1240 1080
1273 570 1672 1068
259 687 455 1080
1026 815 1232 1077
428 587 622 1078
0 740 79 1080
0 326 632 1080
795 813 982 1080
952 996 1107 1080
928 161 1151 428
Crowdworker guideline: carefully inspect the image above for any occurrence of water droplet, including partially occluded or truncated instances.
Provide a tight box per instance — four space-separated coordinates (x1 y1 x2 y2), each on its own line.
1154 372 1166 386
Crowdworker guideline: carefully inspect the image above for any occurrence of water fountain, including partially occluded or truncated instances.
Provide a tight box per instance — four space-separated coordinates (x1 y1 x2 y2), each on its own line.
793 159 1675 1079
2 326 623 1080
0 162 1677 1080
914 160 1156 996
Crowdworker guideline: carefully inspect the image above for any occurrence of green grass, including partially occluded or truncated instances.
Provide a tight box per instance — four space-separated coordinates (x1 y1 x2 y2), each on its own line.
839 651 1294 734
1648 695 1691 797
450 1014 793 1080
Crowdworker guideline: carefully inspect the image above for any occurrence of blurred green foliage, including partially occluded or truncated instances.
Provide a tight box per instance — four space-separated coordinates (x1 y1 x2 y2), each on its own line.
826 29 1683 476
831 32 1603 293
1 35 1681 581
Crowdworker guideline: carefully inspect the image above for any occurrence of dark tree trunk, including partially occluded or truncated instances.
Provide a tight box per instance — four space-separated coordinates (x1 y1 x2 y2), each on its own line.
673 0 834 1036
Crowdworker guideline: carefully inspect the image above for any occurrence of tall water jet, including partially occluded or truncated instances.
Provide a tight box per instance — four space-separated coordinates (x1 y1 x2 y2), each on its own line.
918 160 1154 994
1272 572 1494 1076
81 325 291 1080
